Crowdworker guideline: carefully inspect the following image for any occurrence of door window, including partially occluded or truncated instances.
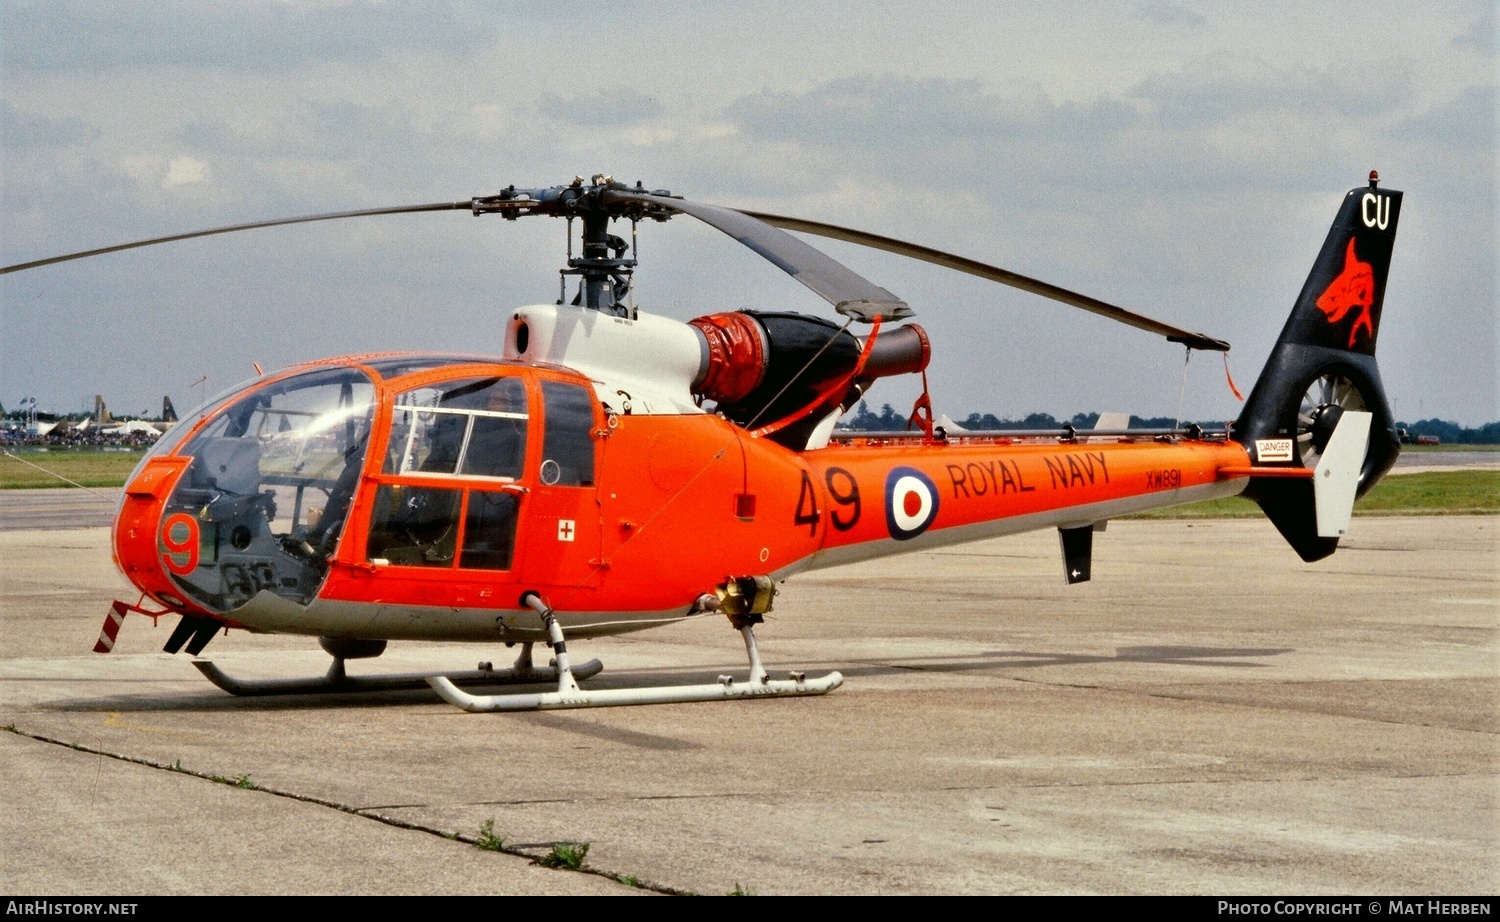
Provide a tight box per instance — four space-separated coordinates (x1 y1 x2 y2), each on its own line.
385 376 527 479
369 373 529 571
366 485 462 567
459 490 521 570
539 380 595 487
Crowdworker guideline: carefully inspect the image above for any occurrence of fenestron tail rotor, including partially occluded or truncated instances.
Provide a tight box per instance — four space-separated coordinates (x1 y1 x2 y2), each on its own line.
1295 372 1370 468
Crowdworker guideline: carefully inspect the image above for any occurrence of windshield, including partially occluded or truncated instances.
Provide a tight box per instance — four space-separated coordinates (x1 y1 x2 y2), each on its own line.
159 366 375 613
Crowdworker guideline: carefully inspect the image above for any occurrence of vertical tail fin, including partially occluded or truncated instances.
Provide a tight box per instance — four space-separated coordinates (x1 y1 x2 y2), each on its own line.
1270 172 1402 356
1233 173 1403 561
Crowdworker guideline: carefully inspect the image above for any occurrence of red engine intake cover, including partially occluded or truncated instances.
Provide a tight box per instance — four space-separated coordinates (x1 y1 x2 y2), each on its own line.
689 312 767 404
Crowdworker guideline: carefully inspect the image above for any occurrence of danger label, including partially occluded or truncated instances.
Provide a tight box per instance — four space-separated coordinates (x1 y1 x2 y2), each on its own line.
1255 439 1294 462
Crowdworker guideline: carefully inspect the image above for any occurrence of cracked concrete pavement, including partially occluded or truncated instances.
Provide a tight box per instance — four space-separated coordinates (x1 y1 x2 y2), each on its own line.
1 493 1495 894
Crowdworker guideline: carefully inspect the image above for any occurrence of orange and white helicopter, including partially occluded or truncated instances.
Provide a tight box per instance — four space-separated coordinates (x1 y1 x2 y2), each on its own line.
3 172 1402 711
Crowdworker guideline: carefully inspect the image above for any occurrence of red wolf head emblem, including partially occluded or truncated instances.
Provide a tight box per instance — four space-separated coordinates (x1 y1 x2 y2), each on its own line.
1316 238 1374 348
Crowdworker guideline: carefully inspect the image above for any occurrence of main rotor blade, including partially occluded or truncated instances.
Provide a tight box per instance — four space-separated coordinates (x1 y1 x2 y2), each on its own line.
1 201 472 275
602 190 912 323
739 210 1230 352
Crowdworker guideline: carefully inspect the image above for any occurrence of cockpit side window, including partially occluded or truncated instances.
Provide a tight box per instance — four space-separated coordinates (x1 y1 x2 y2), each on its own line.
539 381 596 487
459 490 520 570
385 377 528 480
366 485 462 567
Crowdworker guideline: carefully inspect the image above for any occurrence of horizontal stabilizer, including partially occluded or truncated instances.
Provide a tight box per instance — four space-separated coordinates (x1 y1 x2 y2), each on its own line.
1313 410 1372 538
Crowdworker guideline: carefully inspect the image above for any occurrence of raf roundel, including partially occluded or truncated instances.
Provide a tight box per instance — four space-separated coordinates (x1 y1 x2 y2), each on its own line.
885 466 940 540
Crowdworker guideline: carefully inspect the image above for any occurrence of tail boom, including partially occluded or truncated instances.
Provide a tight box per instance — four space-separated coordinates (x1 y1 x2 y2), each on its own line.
802 436 1255 571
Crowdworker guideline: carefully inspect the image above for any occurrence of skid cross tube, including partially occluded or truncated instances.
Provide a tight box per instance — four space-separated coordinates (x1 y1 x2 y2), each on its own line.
193 639 601 697
426 593 843 712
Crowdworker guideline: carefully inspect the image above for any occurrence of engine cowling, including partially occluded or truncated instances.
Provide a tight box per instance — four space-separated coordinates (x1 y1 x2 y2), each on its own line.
689 310 929 443
504 303 928 444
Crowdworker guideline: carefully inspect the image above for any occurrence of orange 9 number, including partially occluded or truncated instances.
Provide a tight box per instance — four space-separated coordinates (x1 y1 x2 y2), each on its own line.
160 513 201 575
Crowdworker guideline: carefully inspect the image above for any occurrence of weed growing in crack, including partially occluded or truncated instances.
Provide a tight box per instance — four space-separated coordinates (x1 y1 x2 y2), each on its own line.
730 882 753 896
474 819 505 852
209 772 256 789
539 842 589 869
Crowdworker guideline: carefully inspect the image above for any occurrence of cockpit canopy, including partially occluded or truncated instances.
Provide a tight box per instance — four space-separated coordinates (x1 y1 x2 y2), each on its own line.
141 355 598 615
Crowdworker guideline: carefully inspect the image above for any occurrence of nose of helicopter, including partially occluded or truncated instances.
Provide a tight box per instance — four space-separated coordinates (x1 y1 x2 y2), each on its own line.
113 362 378 619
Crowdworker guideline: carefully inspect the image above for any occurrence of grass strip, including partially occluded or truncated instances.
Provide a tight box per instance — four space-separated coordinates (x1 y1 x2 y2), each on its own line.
0 448 146 489
1131 469 1499 518
3 449 1495 515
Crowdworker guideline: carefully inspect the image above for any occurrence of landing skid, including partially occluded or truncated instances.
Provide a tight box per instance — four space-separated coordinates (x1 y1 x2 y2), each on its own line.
193 644 603 698
427 594 843 712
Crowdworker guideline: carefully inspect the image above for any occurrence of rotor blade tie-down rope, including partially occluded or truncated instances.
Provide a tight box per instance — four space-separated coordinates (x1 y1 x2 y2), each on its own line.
1222 352 1244 401
1 450 120 503
1174 346 1191 430
744 317 856 433
751 316 880 439
908 368 934 439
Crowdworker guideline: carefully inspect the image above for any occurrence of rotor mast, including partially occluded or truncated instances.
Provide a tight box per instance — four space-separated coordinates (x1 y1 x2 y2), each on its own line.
472 174 674 318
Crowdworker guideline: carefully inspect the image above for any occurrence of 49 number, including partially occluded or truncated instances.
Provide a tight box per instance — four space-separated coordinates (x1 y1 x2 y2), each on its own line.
794 467 861 535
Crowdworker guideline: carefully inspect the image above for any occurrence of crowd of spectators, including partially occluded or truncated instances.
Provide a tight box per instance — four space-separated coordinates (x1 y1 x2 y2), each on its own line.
0 421 163 449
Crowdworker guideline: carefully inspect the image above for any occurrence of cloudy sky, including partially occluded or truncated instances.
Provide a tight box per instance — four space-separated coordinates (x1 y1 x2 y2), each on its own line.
3 1 1494 426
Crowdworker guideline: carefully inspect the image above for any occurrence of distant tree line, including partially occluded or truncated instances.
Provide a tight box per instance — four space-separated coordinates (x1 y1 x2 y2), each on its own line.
844 402 1205 432
1393 418 1500 445
6 401 1498 444
841 401 1500 444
